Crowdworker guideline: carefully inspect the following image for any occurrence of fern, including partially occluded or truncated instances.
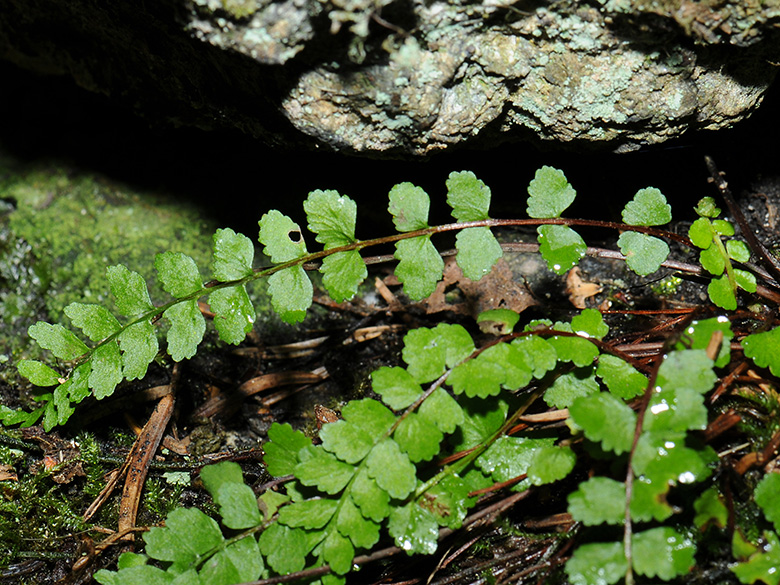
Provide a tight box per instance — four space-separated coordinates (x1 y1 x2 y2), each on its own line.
9 164 780 584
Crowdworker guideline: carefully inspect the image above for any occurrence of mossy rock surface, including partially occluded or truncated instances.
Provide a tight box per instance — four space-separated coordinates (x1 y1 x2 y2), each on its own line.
0 157 238 381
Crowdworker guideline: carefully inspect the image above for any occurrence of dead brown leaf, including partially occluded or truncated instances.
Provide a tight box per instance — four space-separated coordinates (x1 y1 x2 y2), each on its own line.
565 266 602 309
424 258 536 319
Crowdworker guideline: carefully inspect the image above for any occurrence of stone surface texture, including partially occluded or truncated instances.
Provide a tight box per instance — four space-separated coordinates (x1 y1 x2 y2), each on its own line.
1 0 778 155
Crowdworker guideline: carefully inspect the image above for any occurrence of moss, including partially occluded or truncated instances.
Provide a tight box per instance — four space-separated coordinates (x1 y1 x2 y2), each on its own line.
0 160 217 376
220 0 258 20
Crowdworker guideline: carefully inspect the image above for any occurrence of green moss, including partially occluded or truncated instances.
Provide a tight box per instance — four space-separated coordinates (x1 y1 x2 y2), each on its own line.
0 161 217 374
220 0 257 19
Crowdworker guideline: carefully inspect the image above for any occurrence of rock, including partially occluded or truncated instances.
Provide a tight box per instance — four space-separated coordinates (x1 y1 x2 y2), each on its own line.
0 0 778 155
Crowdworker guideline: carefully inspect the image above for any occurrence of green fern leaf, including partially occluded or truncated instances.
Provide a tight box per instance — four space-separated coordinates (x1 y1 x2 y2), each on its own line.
527 166 576 219
155 252 203 298
708 274 737 310
208 286 255 345
267 266 313 324
258 523 308 574
304 190 358 248
511 336 557 378
320 419 377 464
263 423 312 477
144 507 224 568
402 324 475 384
118 321 158 380
320 251 367 303
212 227 255 281
27 322 89 360
394 412 443 462
418 387 464 433
621 187 672 226
617 231 669 276
321 530 355 575
454 227 502 281
446 170 492 222
295 445 355 495
568 476 625 525
452 396 508 451
633 527 695 580
732 530 780 585
544 366 599 409
350 467 391 522
258 210 308 263
17 360 61 386
596 354 646 399
394 236 444 301
527 445 575 485
475 435 555 491
278 499 339 529
633 430 713 486
200 536 264 584
107 264 155 317
90 343 123 399
743 327 780 377
200 461 263 530
755 473 780 533
388 502 438 555
336 498 381 549
569 392 636 455
565 541 626 585
537 225 586 275
423 475 475 529
64 302 121 342
163 301 206 361
371 366 423 410
547 335 598 366
365 438 417 499
388 182 430 232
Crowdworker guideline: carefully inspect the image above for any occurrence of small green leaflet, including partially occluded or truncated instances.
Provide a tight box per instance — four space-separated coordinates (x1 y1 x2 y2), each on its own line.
17 360 60 386
402 324 475 384
118 321 158 380
388 502 439 555
163 300 206 361
621 187 672 226
258 210 308 263
526 166 576 219
259 523 309 574
208 286 255 345
295 445 355 495
200 461 262 530
304 190 367 302
569 392 636 455
475 435 555 491
263 423 312 477
570 309 609 340
565 541 626 585
632 527 695 580
388 182 430 232
754 472 780 533
64 303 121 343
527 445 575 485
27 322 89 360
144 507 224 568
445 171 502 280
304 190 358 249
388 182 444 299
543 366 599 409
365 438 416 499
732 530 780 585
537 225 586 275
267 266 313 324
617 231 669 276
371 366 423 410
742 327 780 376
336 498 381 549
212 228 255 281
446 171 491 222
568 476 625 525
155 252 203 298
454 227 502 281
394 236 444 301
107 264 155 317
89 342 124 399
